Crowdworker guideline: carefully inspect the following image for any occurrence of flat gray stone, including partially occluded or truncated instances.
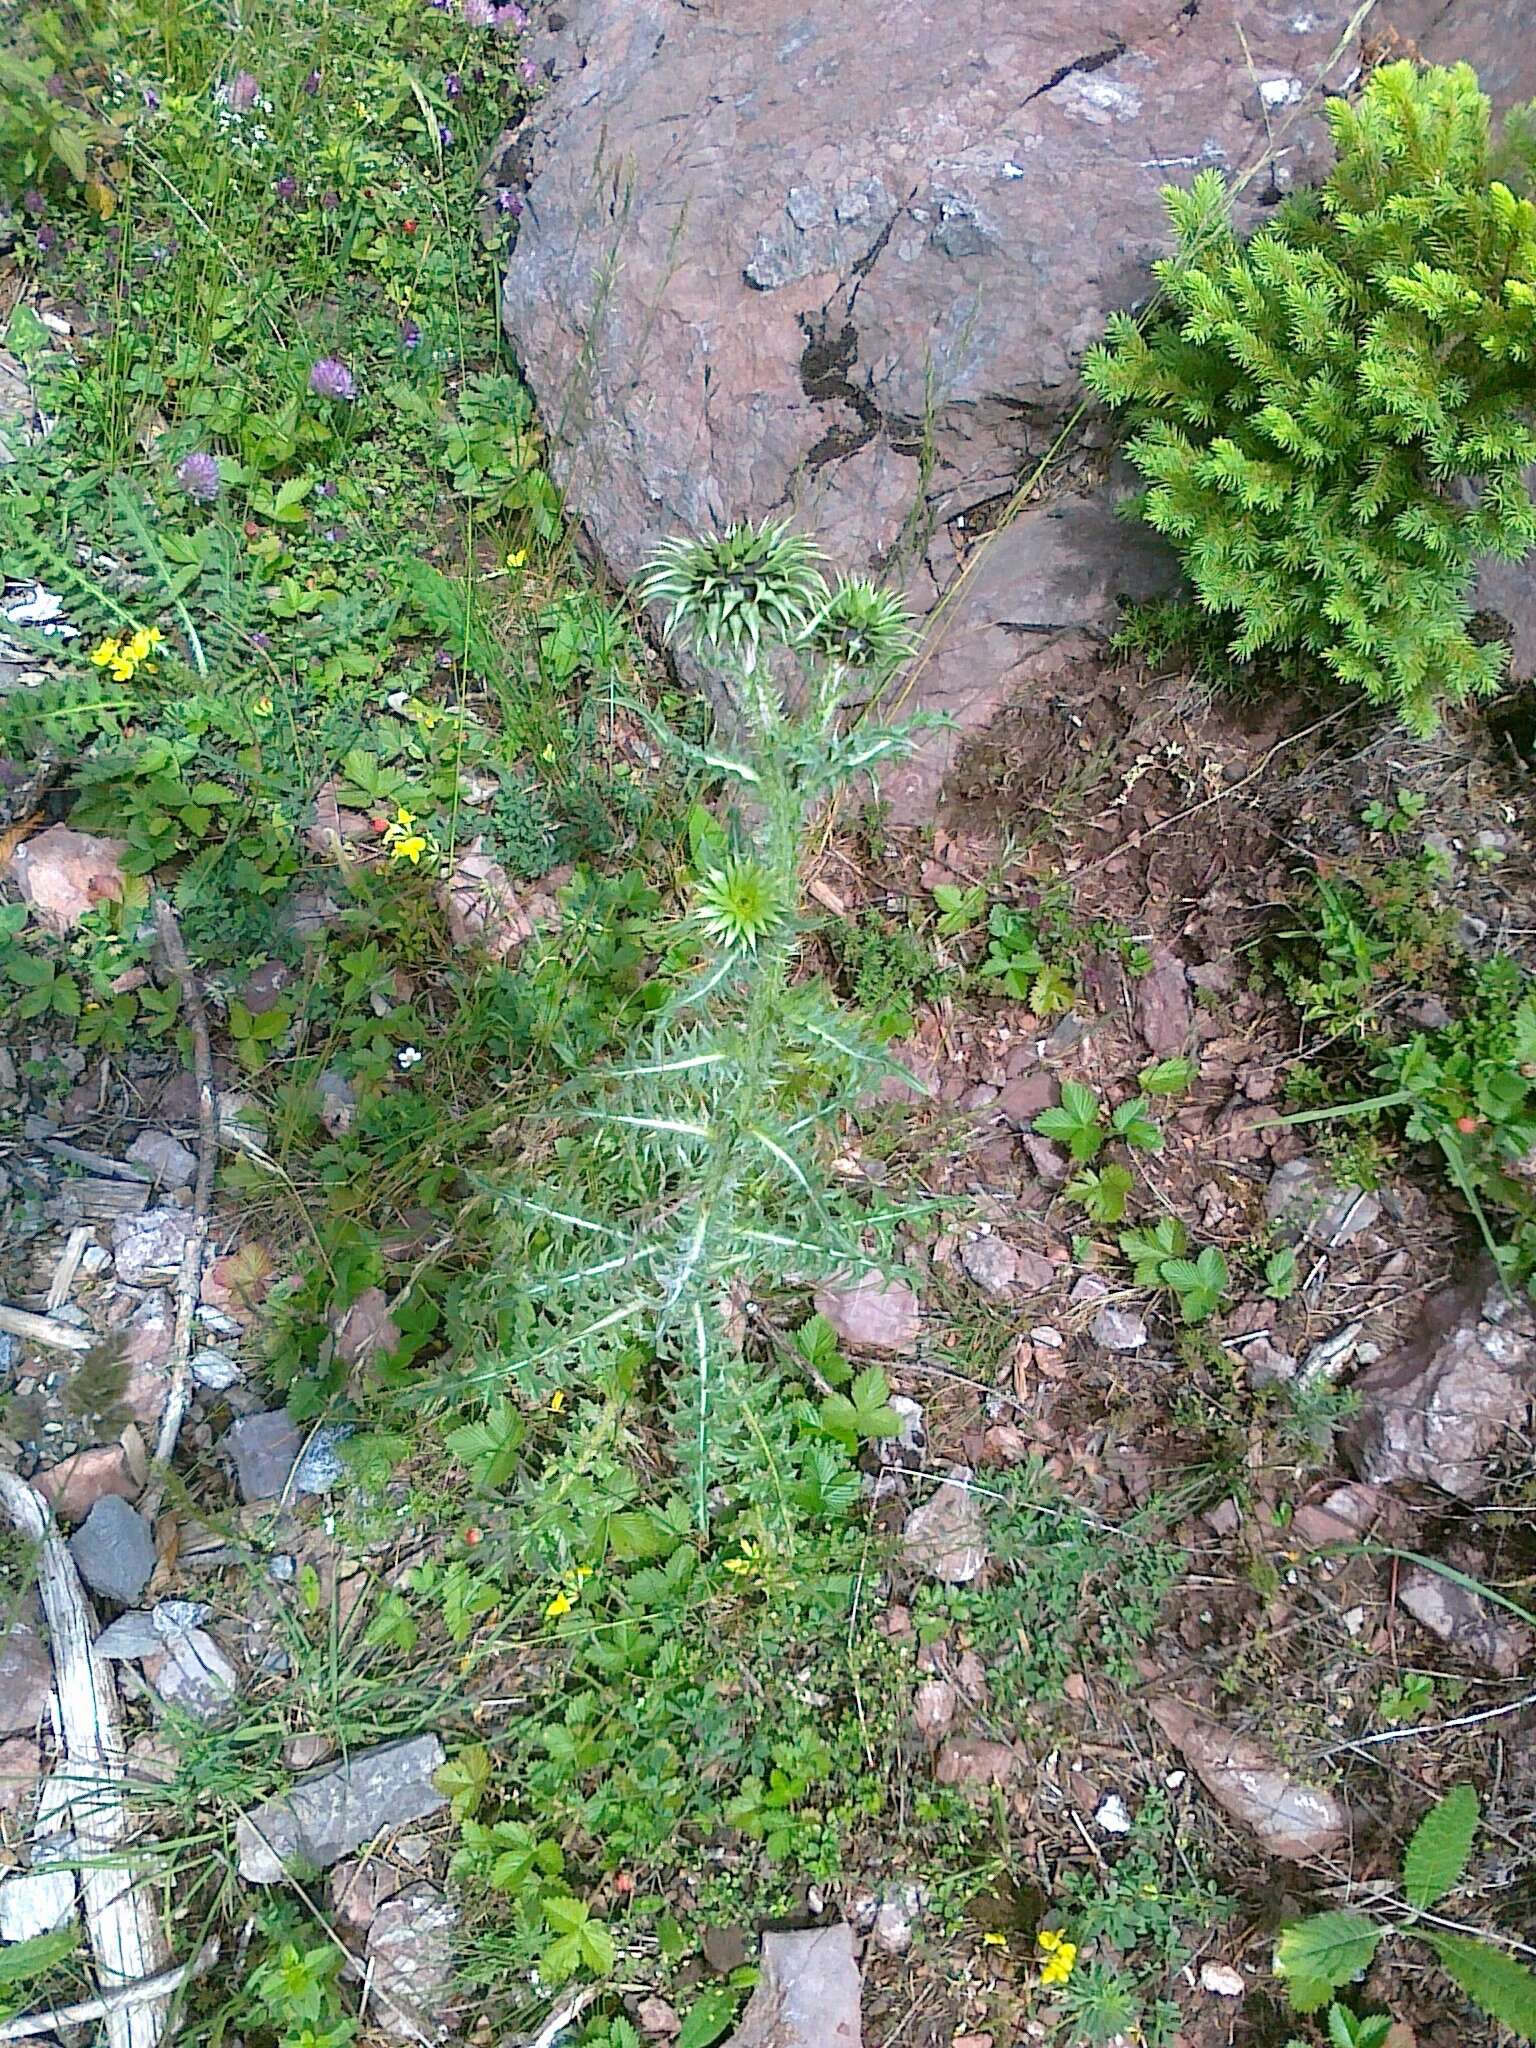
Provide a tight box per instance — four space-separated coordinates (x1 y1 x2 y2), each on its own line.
901 1468 987 1584
222 1410 302 1502
723 1924 861 2048
68 1496 156 1607
365 1883 459 2039
235 1734 447 1882
144 1628 238 1725
110 1205 195 1285
125 1129 197 1190
0 1625 52 1736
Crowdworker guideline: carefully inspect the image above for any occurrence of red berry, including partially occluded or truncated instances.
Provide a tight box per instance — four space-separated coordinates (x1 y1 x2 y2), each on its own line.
1456 1115 1481 1134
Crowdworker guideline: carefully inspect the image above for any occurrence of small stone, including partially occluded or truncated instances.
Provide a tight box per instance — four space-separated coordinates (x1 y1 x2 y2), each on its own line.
1013 1249 1059 1292
912 1678 957 1742
902 1469 988 1583
0 1734 40 1815
997 1069 1059 1121
235 1734 447 1882
719 1925 860 2048
124 1130 197 1190
317 1069 357 1137
1021 1133 1068 1184
1264 1157 1378 1246
292 1425 353 1496
366 1883 459 2040
959 1235 1017 1298
636 1995 682 2037
1200 1962 1246 1997
934 1737 1020 1788
438 844 536 961
110 1206 195 1286
223 1410 302 1502
870 1885 924 1955
68 1496 156 1606
1090 1305 1147 1352
191 1347 242 1391
143 1628 238 1724
33 1444 138 1525
1146 1697 1347 1859
1350 1265 1536 1502
813 1271 920 1354
1135 949 1191 1056
331 1855 406 1936
0 1626 52 1736
285 1734 334 1771
1397 1564 1531 1678
10 825 126 933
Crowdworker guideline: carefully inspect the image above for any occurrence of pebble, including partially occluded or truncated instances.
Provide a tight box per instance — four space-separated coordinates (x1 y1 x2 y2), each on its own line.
191 1347 242 1390
68 1496 156 1607
292 1423 353 1495
1091 1305 1148 1352
223 1410 302 1502
959 1235 1018 1298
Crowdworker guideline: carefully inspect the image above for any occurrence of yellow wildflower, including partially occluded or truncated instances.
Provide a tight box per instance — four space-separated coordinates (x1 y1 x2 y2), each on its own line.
90 636 122 668
390 834 429 864
722 1538 764 1578
980 1932 1008 1949
393 806 416 831
1036 1928 1077 1988
125 627 163 662
548 1389 565 1413
544 1590 573 1620
505 547 527 570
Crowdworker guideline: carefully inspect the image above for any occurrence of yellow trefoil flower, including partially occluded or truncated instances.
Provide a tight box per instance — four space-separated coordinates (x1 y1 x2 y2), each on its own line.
505 547 527 570
548 1389 565 1413
393 806 416 831
90 627 162 682
1036 1928 1078 1987
544 1590 573 1620
390 834 429 864
980 1932 1008 1949
722 1538 764 1578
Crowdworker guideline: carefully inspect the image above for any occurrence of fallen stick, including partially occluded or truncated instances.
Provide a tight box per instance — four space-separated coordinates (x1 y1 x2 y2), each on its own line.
0 1303 94 1355
140 897 219 1522
0 1946 215 2043
0 1470 174 2048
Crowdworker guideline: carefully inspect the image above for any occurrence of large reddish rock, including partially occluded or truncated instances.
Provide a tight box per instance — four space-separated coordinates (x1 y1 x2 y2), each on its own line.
501 0 1536 815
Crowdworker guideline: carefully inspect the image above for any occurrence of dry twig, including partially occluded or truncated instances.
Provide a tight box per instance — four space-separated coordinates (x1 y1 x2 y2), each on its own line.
140 896 219 1520
0 1470 174 2048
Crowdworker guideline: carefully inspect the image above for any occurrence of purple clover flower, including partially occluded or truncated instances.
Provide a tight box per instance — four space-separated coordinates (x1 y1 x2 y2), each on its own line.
438 123 454 148
250 630 271 651
36 225 57 254
275 172 298 201
400 318 423 350
142 85 161 110
444 71 463 99
320 189 339 212
308 356 357 401
462 0 495 23
318 479 339 498
494 1 528 29
303 68 321 94
434 647 455 669
176 451 222 503
518 55 539 86
20 190 46 219
226 69 260 111
495 187 524 217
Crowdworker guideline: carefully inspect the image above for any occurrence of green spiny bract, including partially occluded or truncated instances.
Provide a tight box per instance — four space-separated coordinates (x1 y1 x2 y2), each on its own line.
482 524 936 1523
1083 61 1536 734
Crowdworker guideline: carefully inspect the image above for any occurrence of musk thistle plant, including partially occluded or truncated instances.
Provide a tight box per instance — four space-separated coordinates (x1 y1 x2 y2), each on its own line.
481 522 933 1524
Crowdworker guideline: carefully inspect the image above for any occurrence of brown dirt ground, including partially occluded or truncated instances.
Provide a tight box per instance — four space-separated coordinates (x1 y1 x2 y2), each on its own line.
832 644 1536 2047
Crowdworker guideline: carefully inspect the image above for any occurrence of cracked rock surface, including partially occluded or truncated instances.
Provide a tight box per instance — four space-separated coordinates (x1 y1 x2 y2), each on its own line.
501 0 1532 815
